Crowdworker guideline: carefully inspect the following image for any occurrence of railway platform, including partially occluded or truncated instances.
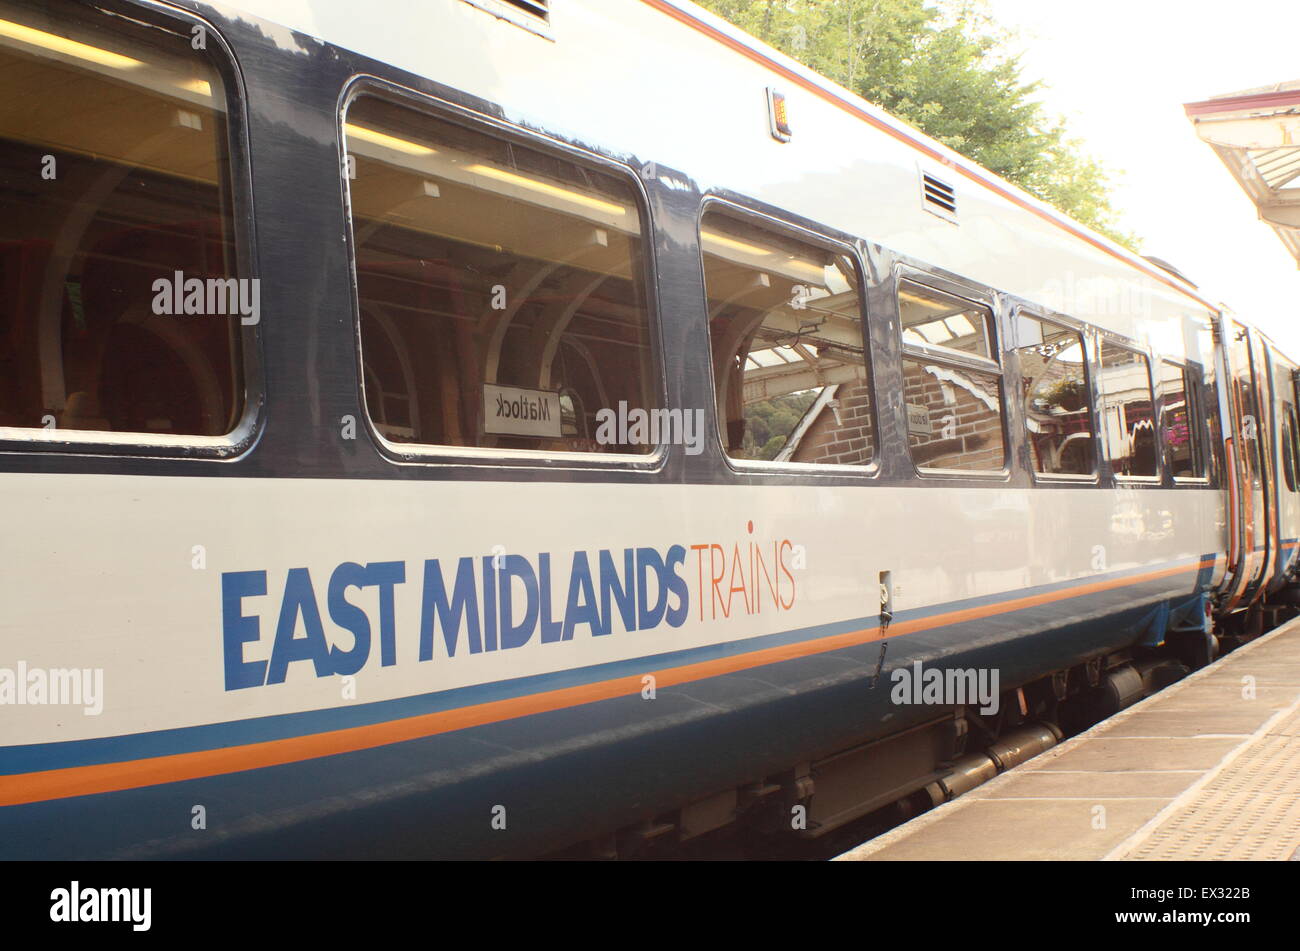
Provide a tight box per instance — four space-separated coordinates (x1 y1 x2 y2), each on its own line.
836 616 1300 861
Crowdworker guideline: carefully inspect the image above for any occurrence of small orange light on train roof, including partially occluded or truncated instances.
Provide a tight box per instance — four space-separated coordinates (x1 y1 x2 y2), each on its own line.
767 87 792 142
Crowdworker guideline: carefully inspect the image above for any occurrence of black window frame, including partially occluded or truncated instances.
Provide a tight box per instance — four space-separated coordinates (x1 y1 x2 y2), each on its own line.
1158 358 1209 484
696 196 881 477
1281 398 1298 494
1013 308 1099 483
1095 335 1161 483
0 0 264 460
338 75 669 472
1275 355 1300 495
895 268 1010 480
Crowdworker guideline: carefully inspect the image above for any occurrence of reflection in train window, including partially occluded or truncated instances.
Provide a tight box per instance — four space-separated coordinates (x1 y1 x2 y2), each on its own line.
1233 377 1264 488
0 2 244 437
700 209 873 464
1229 324 1263 488
1017 315 1094 476
1283 399 1299 494
1097 342 1157 478
1159 361 1204 479
344 95 658 454
1199 332 1221 484
900 285 994 359
899 281 1005 472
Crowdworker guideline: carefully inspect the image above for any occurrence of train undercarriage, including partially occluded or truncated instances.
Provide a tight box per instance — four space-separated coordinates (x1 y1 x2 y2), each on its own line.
549 584 1300 860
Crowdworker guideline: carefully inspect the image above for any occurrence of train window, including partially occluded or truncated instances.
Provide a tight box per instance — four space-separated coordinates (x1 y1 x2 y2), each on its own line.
1229 325 1265 488
1283 399 1299 493
1199 331 1220 484
700 208 873 464
899 280 1005 472
0 2 246 439
1097 342 1157 478
1016 315 1094 476
344 95 658 455
900 286 993 359
1159 361 1204 480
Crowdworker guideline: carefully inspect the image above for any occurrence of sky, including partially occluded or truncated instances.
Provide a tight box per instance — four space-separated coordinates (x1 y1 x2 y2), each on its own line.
984 0 1300 354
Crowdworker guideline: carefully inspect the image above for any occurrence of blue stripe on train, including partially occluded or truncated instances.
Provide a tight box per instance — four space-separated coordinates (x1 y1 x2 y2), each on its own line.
0 559 1214 859
0 553 1215 776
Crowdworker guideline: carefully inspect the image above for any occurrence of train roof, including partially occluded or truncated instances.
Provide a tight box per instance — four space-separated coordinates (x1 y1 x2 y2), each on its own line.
217 0 1285 365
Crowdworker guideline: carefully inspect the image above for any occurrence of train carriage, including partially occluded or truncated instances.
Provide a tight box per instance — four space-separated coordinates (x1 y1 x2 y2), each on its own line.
1 0 1299 859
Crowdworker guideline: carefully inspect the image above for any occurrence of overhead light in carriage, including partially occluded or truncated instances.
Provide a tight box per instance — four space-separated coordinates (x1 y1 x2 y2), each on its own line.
176 78 212 97
344 123 438 156
784 257 830 281
898 288 970 317
0 17 148 69
0 19 221 101
700 231 827 283
0 17 143 69
463 164 627 216
700 230 771 256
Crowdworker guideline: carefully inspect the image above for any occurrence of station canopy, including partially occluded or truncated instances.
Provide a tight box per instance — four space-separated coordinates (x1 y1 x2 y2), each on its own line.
1186 80 1300 266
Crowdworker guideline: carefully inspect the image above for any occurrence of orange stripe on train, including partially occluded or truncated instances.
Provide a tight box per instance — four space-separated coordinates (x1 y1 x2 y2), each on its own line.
0 558 1213 807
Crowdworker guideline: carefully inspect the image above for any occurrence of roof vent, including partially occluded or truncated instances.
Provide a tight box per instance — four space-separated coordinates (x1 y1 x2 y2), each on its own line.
920 169 958 223
503 0 549 21
462 0 550 32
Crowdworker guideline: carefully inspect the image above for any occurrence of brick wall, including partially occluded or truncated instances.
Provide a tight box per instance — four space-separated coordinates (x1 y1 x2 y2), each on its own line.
788 384 875 466
902 360 1005 471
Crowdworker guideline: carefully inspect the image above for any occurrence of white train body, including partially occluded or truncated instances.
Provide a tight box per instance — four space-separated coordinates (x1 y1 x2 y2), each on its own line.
0 0 1294 857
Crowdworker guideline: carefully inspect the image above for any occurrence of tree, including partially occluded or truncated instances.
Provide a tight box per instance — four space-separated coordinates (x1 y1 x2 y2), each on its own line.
742 390 818 458
694 0 1138 249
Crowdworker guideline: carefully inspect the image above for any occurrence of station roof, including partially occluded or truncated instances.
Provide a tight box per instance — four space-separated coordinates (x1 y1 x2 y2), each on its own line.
1185 81 1300 266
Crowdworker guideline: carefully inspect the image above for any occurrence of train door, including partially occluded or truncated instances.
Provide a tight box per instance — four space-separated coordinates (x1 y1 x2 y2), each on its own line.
1249 331 1280 603
1270 352 1300 589
1221 321 1271 611
1256 341 1284 596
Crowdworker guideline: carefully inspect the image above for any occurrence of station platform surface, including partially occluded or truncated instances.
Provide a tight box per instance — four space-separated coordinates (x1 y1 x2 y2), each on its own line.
836 616 1300 861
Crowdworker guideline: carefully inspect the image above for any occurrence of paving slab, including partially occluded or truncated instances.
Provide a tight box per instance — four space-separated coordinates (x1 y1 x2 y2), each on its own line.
965 769 1194 800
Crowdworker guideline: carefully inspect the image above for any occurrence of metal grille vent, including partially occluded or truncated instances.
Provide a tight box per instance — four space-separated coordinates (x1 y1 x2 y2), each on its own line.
463 0 550 30
504 0 549 19
921 170 958 222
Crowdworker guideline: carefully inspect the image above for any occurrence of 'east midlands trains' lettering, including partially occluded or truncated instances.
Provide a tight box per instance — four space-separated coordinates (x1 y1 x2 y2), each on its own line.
221 540 800 690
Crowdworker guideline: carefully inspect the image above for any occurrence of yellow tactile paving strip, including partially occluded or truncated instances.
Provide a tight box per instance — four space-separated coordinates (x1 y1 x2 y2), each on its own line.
836 616 1300 861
